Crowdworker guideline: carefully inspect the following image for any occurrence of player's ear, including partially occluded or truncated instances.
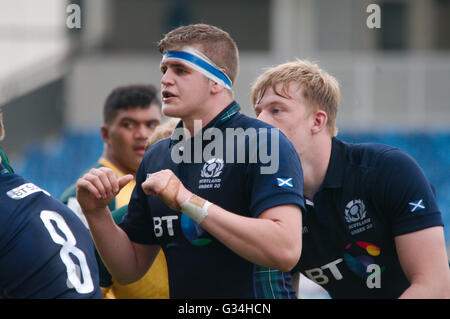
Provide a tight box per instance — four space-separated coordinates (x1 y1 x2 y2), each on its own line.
210 81 224 95
311 110 328 134
100 124 109 143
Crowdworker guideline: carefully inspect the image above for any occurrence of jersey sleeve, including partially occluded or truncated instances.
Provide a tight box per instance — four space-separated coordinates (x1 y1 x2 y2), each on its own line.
246 128 305 218
0 175 103 298
118 157 156 245
374 149 443 236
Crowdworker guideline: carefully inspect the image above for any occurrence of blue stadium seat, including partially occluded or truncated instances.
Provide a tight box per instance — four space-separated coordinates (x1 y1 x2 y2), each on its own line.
16 129 102 199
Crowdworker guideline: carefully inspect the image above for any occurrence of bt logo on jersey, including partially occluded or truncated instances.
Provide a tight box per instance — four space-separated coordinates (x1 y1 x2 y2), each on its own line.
304 242 384 289
304 259 344 285
153 215 213 246
153 215 178 237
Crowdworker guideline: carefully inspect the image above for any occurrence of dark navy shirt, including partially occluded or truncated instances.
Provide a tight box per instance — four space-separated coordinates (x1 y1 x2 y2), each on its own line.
120 102 305 298
0 167 102 298
292 137 444 298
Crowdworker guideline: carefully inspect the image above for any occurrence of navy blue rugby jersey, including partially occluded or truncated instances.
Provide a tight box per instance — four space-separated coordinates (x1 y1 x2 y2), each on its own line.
120 102 305 299
292 137 443 299
0 167 102 299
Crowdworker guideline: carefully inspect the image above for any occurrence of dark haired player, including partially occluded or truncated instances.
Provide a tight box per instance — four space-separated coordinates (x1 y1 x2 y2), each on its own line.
75 24 305 298
60 84 168 299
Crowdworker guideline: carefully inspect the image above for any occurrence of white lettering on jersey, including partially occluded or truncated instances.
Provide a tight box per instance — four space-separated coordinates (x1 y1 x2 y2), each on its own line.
40 210 94 294
305 259 382 289
305 258 344 285
7 182 50 200
67 197 89 229
153 215 179 237
366 264 382 288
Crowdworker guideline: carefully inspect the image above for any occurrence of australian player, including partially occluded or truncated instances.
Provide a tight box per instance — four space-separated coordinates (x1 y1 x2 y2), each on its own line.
60 84 169 299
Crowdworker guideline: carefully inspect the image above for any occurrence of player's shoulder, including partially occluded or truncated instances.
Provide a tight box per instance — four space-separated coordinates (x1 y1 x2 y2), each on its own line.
0 173 49 202
229 113 292 145
338 138 402 169
0 174 25 215
229 112 275 130
0 173 63 223
338 138 426 188
138 137 173 177
143 137 171 161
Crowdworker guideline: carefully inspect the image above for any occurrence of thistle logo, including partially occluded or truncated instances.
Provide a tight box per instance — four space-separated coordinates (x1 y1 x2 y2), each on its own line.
344 199 373 235
344 241 384 289
201 158 224 178
344 199 366 223
199 158 223 190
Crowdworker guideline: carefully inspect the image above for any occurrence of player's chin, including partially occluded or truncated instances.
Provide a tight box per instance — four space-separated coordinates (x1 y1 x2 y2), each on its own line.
162 103 183 118
128 155 143 171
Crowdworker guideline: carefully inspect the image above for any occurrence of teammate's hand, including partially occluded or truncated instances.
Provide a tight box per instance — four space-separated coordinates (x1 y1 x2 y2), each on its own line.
142 169 191 211
76 167 133 214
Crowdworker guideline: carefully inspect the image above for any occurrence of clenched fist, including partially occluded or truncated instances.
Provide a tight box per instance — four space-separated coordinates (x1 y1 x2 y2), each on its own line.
142 169 191 211
76 167 133 214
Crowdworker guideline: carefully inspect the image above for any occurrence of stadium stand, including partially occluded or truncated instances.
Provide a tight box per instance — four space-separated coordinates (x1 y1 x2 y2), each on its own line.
15 129 103 200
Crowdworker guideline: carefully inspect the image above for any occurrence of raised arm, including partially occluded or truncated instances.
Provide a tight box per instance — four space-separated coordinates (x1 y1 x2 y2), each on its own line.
143 169 302 272
76 167 160 284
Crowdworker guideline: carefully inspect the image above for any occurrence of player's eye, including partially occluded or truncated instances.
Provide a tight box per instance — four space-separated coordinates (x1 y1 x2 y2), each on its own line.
122 122 135 129
147 122 159 129
272 108 281 114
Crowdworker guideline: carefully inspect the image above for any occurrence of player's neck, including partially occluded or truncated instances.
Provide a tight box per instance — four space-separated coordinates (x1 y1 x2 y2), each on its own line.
182 94 233 136
102 151 136 177
301 135 332 201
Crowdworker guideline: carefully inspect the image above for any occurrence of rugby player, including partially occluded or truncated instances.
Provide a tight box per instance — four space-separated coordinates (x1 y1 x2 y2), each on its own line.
76 24 305 298
252 59 450 298
0 110 102 298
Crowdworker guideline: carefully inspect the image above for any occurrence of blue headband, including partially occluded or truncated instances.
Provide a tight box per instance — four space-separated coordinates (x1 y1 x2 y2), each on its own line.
162 47 232 90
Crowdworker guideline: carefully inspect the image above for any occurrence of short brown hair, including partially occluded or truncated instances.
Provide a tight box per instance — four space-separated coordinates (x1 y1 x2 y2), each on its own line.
252 59 340 136
158 23 239 85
